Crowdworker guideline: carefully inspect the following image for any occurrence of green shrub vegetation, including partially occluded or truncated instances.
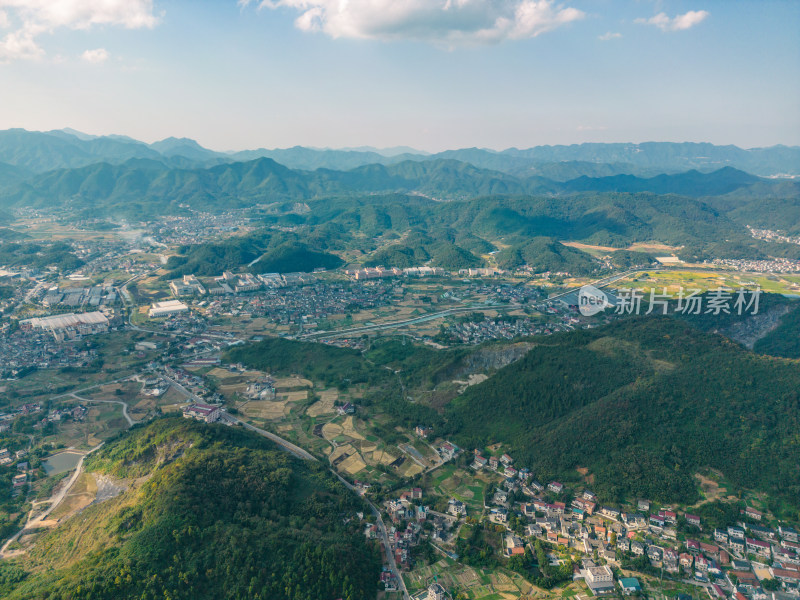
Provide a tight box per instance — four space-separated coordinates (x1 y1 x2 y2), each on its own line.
1 418 381 600
445 317 800 510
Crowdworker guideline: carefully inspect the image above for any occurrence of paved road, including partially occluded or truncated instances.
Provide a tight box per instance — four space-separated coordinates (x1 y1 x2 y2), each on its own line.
0 444 103 558
223 414 317 461
543 268 665 302
227 415 409 598
301 304 521 340
68 394 134 426
331 471 411 600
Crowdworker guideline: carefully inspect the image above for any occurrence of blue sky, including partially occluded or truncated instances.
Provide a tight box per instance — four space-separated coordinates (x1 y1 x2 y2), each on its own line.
0 0 798 151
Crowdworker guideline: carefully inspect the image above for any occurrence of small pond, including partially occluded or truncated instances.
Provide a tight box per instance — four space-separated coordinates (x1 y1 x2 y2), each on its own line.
42 451 83 475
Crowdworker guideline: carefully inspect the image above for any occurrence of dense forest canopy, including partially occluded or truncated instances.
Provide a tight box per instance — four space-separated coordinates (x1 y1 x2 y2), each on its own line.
445 317 800 513
1 418 381 600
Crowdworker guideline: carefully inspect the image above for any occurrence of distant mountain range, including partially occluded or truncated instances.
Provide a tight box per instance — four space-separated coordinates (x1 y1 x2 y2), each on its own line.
1 128 798 177
2 150 795 220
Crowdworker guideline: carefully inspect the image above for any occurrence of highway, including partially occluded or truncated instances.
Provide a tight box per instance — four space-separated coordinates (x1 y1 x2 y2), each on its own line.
543 268 664 302
300 303 521 340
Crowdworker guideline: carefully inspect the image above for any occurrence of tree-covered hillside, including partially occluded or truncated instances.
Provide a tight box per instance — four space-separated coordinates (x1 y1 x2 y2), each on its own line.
0 418 381 600
445 317 800 514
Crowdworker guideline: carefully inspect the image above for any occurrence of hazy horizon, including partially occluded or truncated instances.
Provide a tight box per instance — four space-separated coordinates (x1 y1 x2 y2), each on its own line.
5 126 800 156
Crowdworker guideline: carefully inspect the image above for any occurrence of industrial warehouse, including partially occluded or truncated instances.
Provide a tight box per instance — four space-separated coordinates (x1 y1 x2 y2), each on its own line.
19 312 110 341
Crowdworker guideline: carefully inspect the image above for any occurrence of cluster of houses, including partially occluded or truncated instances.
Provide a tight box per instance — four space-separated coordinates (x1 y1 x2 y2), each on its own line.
0 403 42 432
0 447 29 493
169 271 320 299
379 487 457 572
345 266 446 280
461 447 800 598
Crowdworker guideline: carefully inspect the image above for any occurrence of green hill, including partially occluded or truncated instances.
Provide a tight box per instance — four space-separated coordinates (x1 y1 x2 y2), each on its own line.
445 317 800 513
495 236 600 274
0 418 380 600
753 304 800 359
251 242 344 274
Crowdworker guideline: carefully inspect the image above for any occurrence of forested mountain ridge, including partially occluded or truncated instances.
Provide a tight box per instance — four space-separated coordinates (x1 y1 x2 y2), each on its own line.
0 418 380 600
1 155 792 217
162 185 800 277
444 317 800 513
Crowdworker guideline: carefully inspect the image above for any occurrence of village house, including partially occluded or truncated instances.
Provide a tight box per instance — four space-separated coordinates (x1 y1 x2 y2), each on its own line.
744 507 763 521
779 526 799 543
686 514 701 528
647 546 663 563
448 499 466 517
728 525 746 540
601 506 620 519
658 509 677 524
664 548 679 572
701 542 720 558
650 514 666 528
746 537 771 558
505 534 525 557
472 455 488 469
336 402 355 415
182 403 221 423
730 537 746 554
439 442 459 461
620 577 641 595
573 498 596 515
414 425 433 439
548 481 564 494
490 507 508 524
526 523 543 538
584 565 615 596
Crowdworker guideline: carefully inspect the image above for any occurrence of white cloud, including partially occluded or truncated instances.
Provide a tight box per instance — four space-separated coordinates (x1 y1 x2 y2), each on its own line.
242 0 585 45
0 10 9 29
0 0 159 62
81 47 108 63
598 31 621 41
635 10 709 32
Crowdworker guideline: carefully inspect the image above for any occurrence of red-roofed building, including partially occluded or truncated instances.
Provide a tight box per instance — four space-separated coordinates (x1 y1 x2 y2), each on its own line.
686 514 701 528
182 403 221 423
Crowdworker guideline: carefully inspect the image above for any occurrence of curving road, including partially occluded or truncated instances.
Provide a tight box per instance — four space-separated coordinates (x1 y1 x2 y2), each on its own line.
68 394 134 426
224 414 409 598
0 444 103 558
223 414 317 461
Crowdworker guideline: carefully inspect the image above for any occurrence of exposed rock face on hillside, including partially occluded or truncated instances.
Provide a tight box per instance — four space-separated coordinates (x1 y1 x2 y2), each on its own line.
719 304 791 349
459 342 533 374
